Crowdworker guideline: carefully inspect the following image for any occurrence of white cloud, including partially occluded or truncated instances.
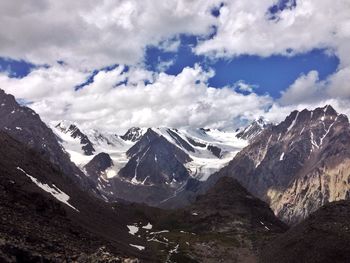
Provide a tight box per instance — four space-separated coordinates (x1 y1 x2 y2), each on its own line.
193 0 350 114
195 1 350 63
233 80 258 93
0 0 349 131
279 71 325 105
0 64 272 132
158 38 181 53
327 67 350 99
156 59 175 72
0 0 220 69
267 68 350 123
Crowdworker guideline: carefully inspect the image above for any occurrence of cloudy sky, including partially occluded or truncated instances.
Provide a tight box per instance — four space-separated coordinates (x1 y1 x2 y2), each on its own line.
0 0 349 132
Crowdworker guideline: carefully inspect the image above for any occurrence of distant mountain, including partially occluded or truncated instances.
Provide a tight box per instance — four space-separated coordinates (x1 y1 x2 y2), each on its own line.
121 127 147 142
53 122 247 205
236 117 270 141
84 152 113 181
208 105 350 224
56 121 95 155
119 128 192 185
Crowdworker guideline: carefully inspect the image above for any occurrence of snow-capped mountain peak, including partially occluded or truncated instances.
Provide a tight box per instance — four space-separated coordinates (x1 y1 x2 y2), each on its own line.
236 117 270 141
121 127 147 142
52 121 248 204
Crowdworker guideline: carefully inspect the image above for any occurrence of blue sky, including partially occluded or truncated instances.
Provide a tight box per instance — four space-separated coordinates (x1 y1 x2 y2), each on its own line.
1 37 339 99
0 0 348 131
145 34 339 98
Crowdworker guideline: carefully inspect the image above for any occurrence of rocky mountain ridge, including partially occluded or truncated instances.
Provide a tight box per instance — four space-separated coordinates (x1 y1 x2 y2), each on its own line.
53 121 248 205
209 105 350 224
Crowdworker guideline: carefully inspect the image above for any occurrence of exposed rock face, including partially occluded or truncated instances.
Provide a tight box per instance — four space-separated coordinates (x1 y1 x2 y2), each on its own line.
56 122 96 155
207 144 222 158
236 117 270 141
166 128 195 152
210 105 350 224
0 89 89 188
109 129 193 205
121 127 145 142
119 128 191 185
84 152 113 180
261 200 350 263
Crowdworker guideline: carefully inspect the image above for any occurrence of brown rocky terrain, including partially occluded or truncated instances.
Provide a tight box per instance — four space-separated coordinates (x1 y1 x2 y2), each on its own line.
207 105 350 224
261 200 350 263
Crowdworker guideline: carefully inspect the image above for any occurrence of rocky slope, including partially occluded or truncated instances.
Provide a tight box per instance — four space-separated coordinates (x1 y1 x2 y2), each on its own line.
0 131 158 262
119 128 192 185
209 105 350 224
0 89 92 191
261 200 350 263
236 117 270 141
151 176 288 262
121 127 146 142
56 121 96 155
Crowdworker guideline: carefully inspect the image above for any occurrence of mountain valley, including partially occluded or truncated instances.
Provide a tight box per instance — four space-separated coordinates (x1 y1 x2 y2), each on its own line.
1 89 350 262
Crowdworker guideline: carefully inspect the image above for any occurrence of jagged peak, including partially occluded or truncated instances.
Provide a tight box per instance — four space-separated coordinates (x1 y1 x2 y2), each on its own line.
255 116 270 127
280 105 343 132
55 120 79 132
120 127 147 142
236 117 270 141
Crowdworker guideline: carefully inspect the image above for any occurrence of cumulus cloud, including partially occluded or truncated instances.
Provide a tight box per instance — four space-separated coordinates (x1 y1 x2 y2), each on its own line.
0 0 349 131
195 0 350 63
233 80 258 93
194 0 350 111
0 0 220 69
0 64 272 132
279 71 325 105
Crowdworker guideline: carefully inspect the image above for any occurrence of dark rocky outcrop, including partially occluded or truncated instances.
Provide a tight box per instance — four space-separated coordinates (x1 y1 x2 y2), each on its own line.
56 122 95 155
156 177 288 262
207 144 222 158
84 152 113 180
0 89 92 190
261 200 350 263
119 128 191 185
121 127 144 142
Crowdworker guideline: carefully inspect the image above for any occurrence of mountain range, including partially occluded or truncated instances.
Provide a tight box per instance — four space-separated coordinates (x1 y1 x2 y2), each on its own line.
1 88 350 262
53 120 247 205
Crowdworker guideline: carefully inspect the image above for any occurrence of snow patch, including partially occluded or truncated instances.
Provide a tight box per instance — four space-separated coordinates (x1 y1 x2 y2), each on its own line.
287 112 299 133
129 244 145 250
16 167 79 212
260 221 270 231
279 152 285 161
150 230 169 235
142 222 153 230
127 225 139 235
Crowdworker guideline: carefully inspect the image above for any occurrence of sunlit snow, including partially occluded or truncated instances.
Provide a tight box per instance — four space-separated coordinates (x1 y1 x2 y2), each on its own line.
17 167 79 212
